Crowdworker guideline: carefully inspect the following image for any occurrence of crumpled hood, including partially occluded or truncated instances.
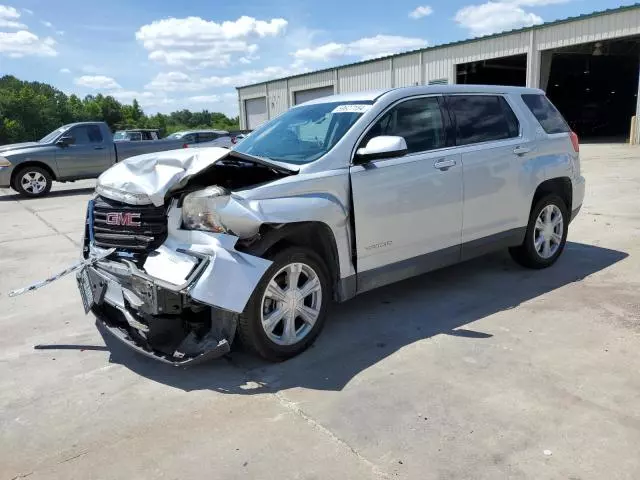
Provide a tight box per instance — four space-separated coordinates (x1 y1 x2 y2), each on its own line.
97 147 231 206
0 142 42 154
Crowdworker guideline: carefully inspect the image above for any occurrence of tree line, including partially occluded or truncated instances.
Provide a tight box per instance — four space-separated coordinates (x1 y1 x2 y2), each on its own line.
0 75 239 145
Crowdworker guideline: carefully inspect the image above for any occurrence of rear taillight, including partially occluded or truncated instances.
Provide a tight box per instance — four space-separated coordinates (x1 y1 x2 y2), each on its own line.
183 143 189 148
231 136 237 144
569 131 579 153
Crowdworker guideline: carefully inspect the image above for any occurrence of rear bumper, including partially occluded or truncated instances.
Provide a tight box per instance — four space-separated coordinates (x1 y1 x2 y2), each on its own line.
572 175 585 220
0 166 12 188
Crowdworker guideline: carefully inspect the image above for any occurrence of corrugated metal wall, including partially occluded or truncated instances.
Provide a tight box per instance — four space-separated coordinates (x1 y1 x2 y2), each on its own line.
338 60 391 92
537 8 640 50
267 80 288 118
393 53 421 87
238 6 640 125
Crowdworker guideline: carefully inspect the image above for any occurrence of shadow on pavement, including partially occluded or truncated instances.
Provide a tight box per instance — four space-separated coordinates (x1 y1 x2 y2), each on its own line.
101 242 628 394
0 187 95 201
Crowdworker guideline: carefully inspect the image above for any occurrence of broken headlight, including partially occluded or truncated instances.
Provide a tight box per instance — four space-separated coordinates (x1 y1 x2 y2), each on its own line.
181 186 231 233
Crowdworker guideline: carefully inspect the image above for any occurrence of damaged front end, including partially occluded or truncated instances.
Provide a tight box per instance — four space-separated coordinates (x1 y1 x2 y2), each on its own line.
79 147 296 365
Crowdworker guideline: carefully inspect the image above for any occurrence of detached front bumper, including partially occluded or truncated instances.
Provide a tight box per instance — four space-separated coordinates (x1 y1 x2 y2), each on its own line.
79 203 272 366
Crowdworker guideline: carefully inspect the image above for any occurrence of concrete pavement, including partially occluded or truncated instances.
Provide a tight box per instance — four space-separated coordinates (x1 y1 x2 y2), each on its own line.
1 145 639 479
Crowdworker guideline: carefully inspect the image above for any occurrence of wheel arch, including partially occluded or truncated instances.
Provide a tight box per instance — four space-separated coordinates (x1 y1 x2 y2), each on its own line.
240 221 341 299
11 161 57 188
531 177 572 214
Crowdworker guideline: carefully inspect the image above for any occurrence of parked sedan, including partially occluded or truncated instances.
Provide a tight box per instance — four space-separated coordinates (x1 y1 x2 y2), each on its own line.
189 131 251 149
164 130 229 147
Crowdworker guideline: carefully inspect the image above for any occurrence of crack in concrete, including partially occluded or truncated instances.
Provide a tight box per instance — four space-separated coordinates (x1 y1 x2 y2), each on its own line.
58 450 90 464
272 390 394 480
16 200 81 247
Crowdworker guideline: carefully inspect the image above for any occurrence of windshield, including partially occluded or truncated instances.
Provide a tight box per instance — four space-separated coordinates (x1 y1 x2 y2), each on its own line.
234 101 372 165
113 132 129 140
39 125 71 143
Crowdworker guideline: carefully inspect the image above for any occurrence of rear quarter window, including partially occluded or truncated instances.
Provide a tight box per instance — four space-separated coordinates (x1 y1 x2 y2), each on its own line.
521 94 569 134
447 95 520 146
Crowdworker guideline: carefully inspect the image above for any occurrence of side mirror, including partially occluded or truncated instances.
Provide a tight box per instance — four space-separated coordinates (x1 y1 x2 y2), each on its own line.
354 136 408 163
57 135 75 147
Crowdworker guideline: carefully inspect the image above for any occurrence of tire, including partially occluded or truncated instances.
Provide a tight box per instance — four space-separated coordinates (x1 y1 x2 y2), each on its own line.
13 166 53 198
509 193 569 269
238 246 331 362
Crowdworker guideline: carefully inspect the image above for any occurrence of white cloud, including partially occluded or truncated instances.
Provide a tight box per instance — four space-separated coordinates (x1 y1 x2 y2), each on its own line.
60 67 71 74
294 35 428 62
41 20 53 28
74 75 122 89
135 15 288 69
188 95 221 103
0 31 57 57
454 0 570 36
146 65 309 92
22 8 33 15
409 6 434 19
0 5 26 29
56 30 64 36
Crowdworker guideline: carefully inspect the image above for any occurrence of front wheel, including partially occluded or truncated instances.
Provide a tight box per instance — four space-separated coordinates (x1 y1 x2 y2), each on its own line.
238 246 331 361
509 194 569 269
13 166 53 198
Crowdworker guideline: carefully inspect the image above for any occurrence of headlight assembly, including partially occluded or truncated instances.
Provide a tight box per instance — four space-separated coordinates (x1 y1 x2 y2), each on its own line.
181 186 231 233
0 157 12 167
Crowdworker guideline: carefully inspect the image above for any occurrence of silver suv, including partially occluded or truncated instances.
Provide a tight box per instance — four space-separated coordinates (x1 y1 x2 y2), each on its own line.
78 85 585 365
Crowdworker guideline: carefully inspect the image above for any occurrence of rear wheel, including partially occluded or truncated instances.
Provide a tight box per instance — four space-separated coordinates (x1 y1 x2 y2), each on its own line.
13 166 52 198
238 246 330 361
509 194 568 269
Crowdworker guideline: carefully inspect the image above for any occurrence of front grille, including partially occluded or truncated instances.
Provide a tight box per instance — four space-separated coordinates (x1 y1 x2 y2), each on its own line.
92 195 168 255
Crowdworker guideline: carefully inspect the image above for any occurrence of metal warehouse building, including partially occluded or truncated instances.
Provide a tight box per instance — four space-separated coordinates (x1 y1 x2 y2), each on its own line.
237 4 640 142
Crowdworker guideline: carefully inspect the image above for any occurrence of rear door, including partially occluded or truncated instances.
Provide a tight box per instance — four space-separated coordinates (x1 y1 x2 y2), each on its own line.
446 94 532 257
55 124 110 178
350 95 463 291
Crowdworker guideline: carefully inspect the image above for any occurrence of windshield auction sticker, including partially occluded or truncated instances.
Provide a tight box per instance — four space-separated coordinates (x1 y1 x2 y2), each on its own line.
331 104 372 114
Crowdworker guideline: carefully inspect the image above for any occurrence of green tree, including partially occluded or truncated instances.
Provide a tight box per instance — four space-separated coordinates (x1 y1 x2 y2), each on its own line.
0 75 240 145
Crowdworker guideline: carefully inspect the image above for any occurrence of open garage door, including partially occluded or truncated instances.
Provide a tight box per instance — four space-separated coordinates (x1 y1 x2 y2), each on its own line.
544 38 640 142
456 54 527 87
245 97 267 130
294 86 334 105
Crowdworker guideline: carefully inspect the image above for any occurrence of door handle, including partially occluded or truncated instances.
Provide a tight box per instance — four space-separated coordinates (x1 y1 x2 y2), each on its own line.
94 146 105 150
434 158 456 170
513 146 531 155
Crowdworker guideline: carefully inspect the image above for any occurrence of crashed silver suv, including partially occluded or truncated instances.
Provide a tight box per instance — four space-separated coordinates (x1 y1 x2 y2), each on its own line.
76 85 585 365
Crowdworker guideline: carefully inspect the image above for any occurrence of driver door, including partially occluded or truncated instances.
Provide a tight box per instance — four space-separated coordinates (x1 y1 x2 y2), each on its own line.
349 95 463 292
55 125 110 178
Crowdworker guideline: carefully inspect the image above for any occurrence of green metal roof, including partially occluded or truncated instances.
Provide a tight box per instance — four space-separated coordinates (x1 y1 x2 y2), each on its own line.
237 2 640 89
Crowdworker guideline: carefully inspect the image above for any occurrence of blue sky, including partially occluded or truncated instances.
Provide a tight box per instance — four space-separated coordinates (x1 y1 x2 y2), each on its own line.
0 0 635 117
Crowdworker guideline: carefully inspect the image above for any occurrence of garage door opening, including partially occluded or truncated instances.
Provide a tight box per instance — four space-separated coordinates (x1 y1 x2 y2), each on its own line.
245 97 267 130
294 86 335 105
544 38 640 142
456 54 527 87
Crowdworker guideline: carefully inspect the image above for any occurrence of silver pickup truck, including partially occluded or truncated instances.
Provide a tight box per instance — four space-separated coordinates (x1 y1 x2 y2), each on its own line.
0 122 186 197
67 84 585 366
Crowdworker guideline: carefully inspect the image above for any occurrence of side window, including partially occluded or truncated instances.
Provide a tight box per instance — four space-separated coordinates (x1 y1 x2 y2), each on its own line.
447 95 518 146
198 132 215 142
183 134 196 143
362 97 445 154
70 125 103 145
521 94 569 134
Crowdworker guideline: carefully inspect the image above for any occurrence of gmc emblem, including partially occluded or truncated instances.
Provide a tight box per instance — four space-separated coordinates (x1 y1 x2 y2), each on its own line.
105 212 141 227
